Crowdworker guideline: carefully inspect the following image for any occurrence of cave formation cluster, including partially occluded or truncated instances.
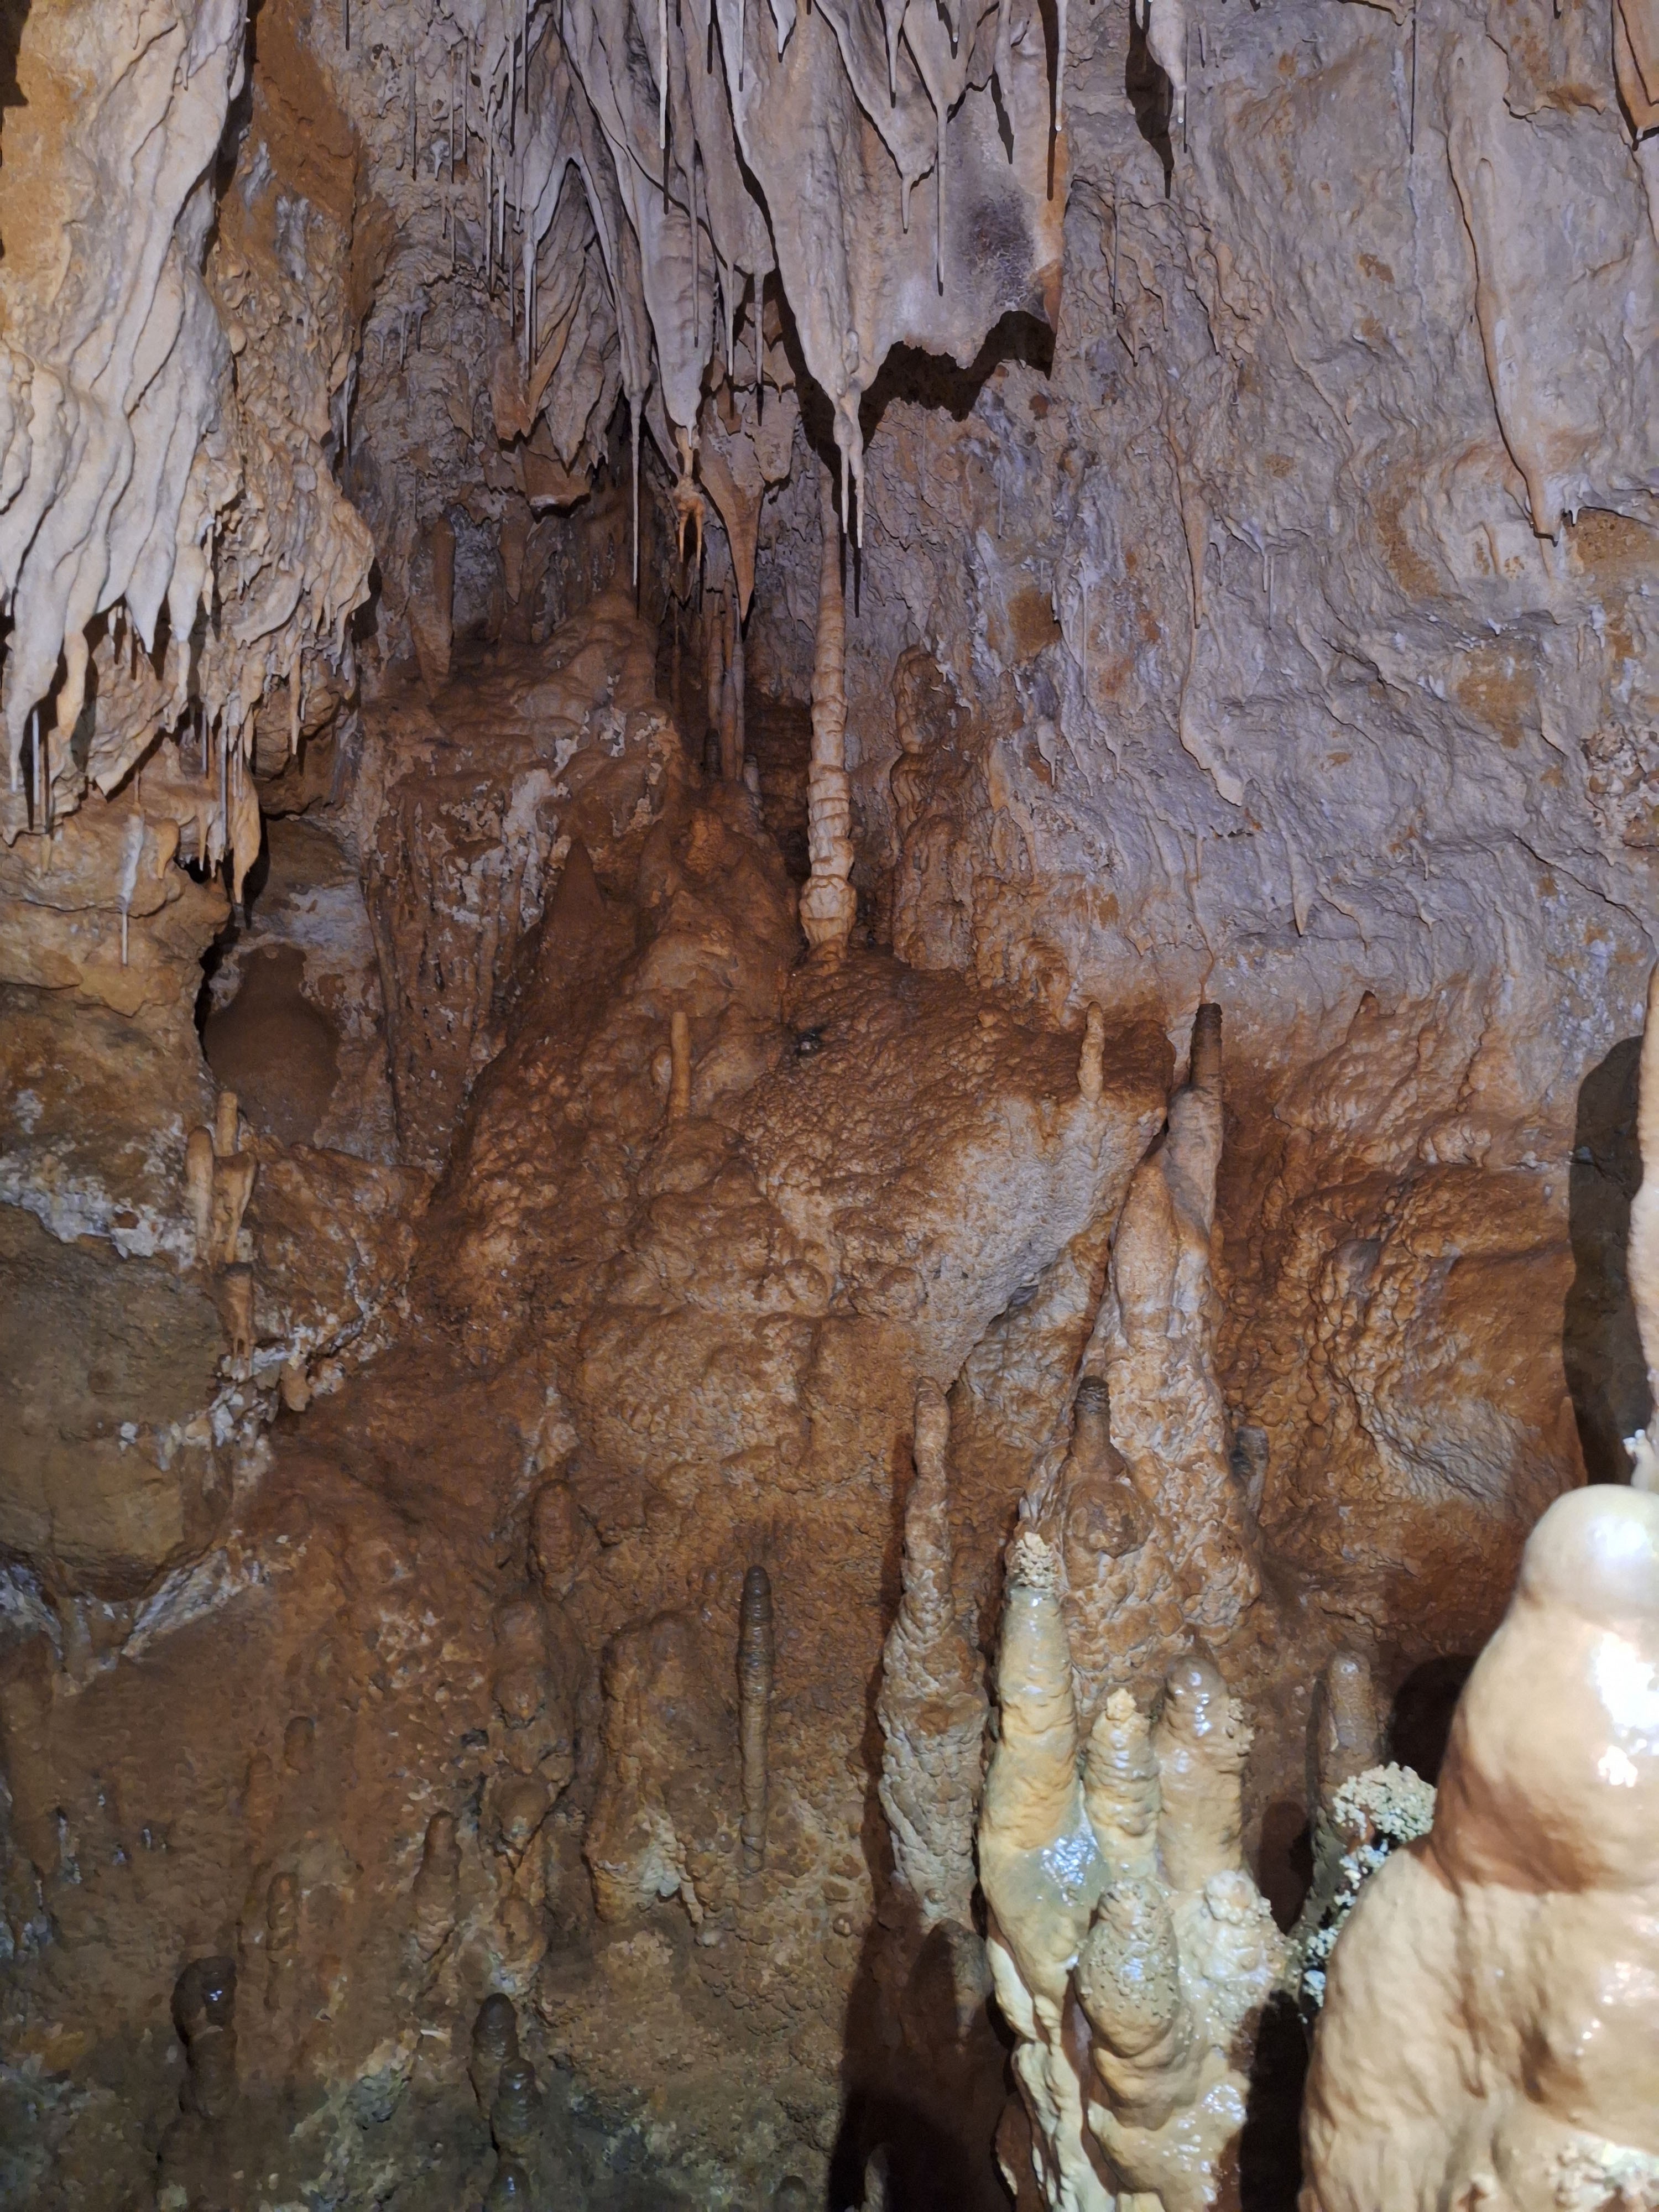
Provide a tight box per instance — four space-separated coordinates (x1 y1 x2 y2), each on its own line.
1 0 1657 2203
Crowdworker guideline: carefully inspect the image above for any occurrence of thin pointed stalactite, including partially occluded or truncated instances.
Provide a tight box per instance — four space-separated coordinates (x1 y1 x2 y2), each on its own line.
659 0 669 148
692 154 702 363
0 0 1069 844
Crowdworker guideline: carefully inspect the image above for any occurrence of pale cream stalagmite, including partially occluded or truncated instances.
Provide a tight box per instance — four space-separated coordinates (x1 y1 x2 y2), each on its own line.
978 1531 1284 2212
876 1380 989 1930
800 465 857 954
1301 1483 1659 2210
1286 1650 1394 1984
1624 961 1659 1490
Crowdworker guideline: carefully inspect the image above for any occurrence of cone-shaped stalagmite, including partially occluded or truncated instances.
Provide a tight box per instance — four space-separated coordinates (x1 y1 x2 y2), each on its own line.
979 1526 1283 2212
876 1380 989 1929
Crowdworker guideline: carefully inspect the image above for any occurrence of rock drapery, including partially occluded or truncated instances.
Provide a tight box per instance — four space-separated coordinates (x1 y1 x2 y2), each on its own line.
1 0 1656 2200
978 1530 1285 2212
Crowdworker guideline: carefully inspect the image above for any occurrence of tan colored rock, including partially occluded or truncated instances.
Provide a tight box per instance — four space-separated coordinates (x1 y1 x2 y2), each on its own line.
409 1812 460 1959
1302 1485 1659 2210
800 465 857 957
877 1380 989 1929
980 1531 1285 2212
0 1206 225 1593
585 1611 740 1928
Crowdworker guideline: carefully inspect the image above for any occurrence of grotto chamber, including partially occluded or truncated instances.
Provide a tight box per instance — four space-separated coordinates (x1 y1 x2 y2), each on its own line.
1 0 1657 2203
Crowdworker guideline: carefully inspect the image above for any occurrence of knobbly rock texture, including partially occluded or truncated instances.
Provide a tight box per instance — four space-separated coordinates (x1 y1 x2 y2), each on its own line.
979 1531 1285 2212
1 0 1655 2200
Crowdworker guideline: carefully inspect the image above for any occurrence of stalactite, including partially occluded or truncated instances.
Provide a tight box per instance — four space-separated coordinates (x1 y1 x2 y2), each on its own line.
799 463 855 954
738 1564 774 1870
630 396 640 591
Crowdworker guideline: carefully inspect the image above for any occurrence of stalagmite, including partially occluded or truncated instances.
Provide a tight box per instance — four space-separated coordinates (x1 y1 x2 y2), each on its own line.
492 2058 538 2156
738 1563 773 1871
411 1812 461 1957
1068 1001 1259 1691
171 1956 239 2122
798 465 855 956
264 1873 299 2006
876 1380 988 1930
1302 1486 1659 2209
1078 1001 1106 1102
979 1531 1284 2211
217 1264 255 1379
186 1128 217 1266
1309 1648 1385 1822
471 1995 520 2119
1082 1691 1160 1884
208 1106 257 1272
1151 1652 1249 1893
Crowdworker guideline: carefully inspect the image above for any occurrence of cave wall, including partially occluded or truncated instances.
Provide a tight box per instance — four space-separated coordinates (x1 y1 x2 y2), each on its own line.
0 0 1656 2201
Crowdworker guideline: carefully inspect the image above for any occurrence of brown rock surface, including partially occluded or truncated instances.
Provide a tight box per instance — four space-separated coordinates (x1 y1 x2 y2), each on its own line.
0 0 1653 2198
